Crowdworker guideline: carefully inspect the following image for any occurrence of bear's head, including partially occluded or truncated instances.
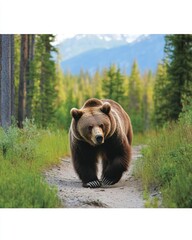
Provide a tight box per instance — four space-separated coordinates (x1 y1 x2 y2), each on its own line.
70 99 116 146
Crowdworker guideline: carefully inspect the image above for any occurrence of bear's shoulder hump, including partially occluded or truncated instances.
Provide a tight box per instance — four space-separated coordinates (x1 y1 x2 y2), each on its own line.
83 98 103 108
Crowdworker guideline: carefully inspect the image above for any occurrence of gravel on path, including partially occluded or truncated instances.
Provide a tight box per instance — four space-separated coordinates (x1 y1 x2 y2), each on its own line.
44 145 145 208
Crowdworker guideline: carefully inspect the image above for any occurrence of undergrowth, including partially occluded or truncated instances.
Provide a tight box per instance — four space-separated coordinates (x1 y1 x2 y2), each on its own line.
133 130 159 146
134 105 192 208
0 119 69 208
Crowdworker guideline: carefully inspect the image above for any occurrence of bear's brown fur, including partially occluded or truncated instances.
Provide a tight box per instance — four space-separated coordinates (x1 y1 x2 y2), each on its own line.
69 98 133 188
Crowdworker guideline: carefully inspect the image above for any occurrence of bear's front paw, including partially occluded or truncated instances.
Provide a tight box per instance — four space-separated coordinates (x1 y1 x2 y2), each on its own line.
83 180 101 188
101 177 114 186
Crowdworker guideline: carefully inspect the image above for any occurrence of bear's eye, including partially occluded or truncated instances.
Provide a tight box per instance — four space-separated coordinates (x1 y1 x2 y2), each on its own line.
99 124 104 129
88 125 93 131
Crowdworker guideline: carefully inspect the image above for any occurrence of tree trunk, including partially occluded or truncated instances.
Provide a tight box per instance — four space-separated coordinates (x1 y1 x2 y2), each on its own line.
0 34 14 129
26 34 35 119
18 34 28 128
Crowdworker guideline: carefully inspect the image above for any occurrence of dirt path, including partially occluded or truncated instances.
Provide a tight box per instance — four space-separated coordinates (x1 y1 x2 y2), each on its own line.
45 146 145 208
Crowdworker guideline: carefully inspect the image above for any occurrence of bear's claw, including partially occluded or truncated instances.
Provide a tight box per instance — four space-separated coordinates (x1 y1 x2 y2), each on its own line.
101 177 114 186
83 180 101 188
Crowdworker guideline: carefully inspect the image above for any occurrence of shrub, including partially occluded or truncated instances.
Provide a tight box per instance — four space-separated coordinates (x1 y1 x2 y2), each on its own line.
0 120 69 208
179 96 192 125
134 122 192 208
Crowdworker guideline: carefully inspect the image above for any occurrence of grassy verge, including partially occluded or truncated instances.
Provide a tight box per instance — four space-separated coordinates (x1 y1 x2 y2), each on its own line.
133 130 159 146
134 122 192 208
0 120 69 208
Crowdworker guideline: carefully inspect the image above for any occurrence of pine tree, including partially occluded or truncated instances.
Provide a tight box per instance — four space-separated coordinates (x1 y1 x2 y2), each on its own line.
142 70 154 130
164 34 192 120
102 64 125 105
102 64 117 99
62 89 78 130
92 70 102 99
153 62 169 126
115 68 125 104
40 34 56 126
34 35 57 127
55 56 66 106
127 60 142 112
127 60 143 132
81 71 92 102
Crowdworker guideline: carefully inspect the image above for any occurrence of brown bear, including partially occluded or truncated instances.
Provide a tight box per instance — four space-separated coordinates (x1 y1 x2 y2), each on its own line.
69 98 133 188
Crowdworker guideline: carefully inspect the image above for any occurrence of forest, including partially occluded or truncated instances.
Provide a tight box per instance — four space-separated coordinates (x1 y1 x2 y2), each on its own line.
0 34 192 207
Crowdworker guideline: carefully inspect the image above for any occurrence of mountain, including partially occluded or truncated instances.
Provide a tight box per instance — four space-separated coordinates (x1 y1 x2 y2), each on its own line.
56 34 145 61
58 34 165 75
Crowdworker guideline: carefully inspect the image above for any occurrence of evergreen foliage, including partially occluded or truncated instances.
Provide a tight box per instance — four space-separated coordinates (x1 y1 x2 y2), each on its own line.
127 61 143 132
164 34 192 121
33 35 57 127
2 34 58 128
141 70 154 131
53 60 155 133
153 62 169 126
102 64 125 104
128 60 142 112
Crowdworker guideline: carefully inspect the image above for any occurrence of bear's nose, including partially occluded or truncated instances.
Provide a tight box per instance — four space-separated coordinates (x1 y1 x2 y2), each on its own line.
95 135 103 144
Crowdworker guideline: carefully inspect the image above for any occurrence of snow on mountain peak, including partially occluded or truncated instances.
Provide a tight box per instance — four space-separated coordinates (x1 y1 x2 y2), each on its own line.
55 34 151 62
94 34 145 43
54 34 148 45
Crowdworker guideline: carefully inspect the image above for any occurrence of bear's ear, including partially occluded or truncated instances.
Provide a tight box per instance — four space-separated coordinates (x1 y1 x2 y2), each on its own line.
70 108 83 120
100 102 111 115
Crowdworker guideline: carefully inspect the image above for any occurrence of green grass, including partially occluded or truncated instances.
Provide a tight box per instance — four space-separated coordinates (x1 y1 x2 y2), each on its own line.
0 120 69 208
134 123 192 208
133 130 158 146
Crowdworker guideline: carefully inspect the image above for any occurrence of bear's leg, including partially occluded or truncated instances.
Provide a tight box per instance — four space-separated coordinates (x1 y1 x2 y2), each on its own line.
101 157 126 185
101 147 131 186
70 138 101 188
82 166 101 188
101 138 131 186
72 147 101 188
71 141 101 188
76 161 101 188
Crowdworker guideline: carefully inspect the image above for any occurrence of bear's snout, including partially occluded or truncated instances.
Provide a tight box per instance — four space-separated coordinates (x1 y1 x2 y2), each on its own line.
95 135 103 144
91 126 104 145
